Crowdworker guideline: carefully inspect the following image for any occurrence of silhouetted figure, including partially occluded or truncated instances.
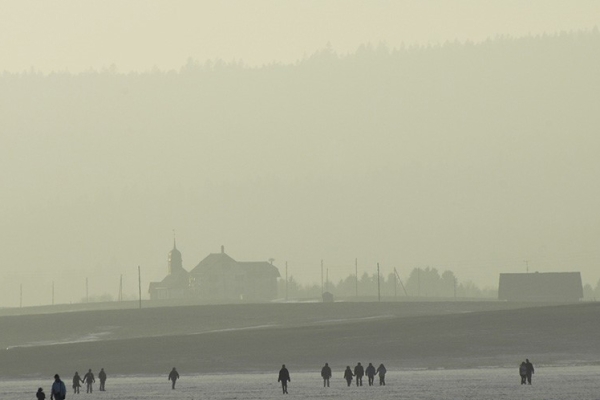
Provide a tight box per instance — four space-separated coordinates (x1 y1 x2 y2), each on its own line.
525 359 534 384
365 362 376 386
278 364 290 394
376 363 387 385
98 368 107 391
72 372 83 394
83 369 95 393
321 363 332 387
354 362 364 386
519 362 527 384
36 388 46 400
50 374 66 400
168 367 180 389
344 366 354 387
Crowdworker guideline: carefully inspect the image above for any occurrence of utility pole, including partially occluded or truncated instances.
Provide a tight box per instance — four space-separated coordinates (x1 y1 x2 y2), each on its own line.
377 263 381 302
326 268 329 292
355 258 358 297
86 278 89 303
394 268 408 297
285 261 288 301
394 269 397 300
118 274 123 302
524 260 530 273
52 281 55 306
321 259 324 295
138 265 142 309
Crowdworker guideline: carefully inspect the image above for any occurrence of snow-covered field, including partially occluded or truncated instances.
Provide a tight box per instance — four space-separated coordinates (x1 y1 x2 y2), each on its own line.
5 365 600 400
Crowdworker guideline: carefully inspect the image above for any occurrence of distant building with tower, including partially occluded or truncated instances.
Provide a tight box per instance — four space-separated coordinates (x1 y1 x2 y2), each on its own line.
148 239 190 300
148 242 280 302
498 272 583 302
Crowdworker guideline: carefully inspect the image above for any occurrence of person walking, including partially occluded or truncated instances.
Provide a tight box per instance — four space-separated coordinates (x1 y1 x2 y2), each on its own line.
278 364 290 394
83 369 95 393
365 362 376 386
519 362 527 384
36 388 46 400
344 366 354 387
525 359 535 384
354 362 364 386
72 372 83 394
168 367 180 390
50 374 67 400
321 363 332 387
98 368 107 391
376 363 387 386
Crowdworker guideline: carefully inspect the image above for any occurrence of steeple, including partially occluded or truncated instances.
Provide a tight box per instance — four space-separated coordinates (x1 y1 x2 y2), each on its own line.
168 231 183 274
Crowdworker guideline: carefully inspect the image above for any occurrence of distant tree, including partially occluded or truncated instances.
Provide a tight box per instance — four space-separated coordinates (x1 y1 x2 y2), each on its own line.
594 279 600 300
278 275 301 299
441 270 457 298
382 272 397 297
334 274 359 297
406 267 442 297
359 272 377 297
457 281 482 298
583 284 594 300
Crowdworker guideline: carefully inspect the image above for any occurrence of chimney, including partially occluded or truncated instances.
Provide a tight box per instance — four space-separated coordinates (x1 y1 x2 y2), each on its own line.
221 245 225 254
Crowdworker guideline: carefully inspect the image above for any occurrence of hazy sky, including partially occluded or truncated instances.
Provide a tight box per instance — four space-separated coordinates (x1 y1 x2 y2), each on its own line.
1 1 600 307
1 1 599 73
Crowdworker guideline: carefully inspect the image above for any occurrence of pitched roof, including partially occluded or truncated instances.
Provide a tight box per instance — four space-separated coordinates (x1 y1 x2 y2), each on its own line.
238 262 281 278
190 253 240 275
159 270 190 289
190 253 280 278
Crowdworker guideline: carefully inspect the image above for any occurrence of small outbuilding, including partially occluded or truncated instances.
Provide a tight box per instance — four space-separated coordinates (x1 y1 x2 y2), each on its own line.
322 291 334 303
498 272 583 302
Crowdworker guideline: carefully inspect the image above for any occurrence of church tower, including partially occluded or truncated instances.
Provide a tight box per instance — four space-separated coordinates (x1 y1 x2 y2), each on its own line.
168 237 183 275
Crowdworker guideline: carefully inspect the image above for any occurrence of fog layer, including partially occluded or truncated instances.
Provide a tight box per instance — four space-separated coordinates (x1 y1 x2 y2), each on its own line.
1 0 599 72
2 31 600 306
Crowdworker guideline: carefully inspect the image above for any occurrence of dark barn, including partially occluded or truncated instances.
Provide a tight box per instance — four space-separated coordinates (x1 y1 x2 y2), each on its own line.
498 272 583 302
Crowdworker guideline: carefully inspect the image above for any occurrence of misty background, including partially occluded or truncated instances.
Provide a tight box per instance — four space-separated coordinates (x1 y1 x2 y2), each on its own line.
1 1 600 307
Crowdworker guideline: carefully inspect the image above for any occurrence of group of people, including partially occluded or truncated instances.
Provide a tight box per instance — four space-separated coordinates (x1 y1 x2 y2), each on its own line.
518 359 535 385
71 368 107 393
37 358 533 398
36 369 107 400
341 362 387 387
277 362 388 394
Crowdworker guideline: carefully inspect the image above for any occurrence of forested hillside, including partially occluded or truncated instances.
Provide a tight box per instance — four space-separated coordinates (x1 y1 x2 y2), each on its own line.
2 31 599 305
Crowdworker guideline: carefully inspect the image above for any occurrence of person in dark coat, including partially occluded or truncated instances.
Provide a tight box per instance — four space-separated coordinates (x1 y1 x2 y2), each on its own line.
376 363 387 385
72 372 83 394
354 362 364 386
83 369 95 393
525 359 534 384
321 363 332 387
36 388 46 400
50 374 66 400
343 366 354 387
278 364 290 394
168 367 180 389
365 363 376 386
519 362 527 384
98 368 107 391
